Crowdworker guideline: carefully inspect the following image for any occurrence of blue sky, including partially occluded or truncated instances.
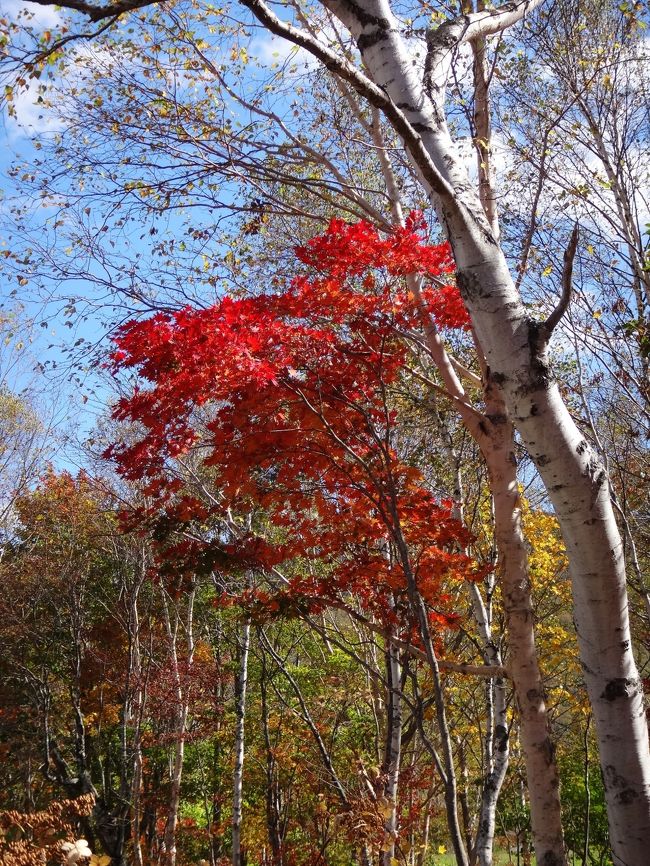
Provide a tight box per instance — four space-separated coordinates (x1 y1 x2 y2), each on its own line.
0 0 323 469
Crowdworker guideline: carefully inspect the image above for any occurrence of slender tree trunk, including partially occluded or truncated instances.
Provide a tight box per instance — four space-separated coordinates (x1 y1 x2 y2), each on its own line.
469 583 509 866
232 620 251 866
457 738 474 862
581 716 592 866
131 742 144 866
381 630 402 865
161 589 196 866
398 557 468 866
127 551 146 866
483 392 565 863
432 409 513 866
211 614 226 866
415 786 434 866
260 637 284 866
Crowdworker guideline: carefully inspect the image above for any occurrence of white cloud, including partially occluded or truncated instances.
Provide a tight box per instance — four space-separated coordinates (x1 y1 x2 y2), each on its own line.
7 80 65 137
1 0 63 30
253 31 320 73
5 43 128 139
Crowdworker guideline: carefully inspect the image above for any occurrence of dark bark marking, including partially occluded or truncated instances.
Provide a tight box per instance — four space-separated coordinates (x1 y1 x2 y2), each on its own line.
411 121 435 133
576 438 588 455
456 268 492 301
357 28 394 52
616 787 639 804
525 317 554 390
340 0 389 29
530 402 539 416
601 677 635 701
539 854 565 866
494 724 508 752
539 736 557 769
537 454 550 466
485 412 507 425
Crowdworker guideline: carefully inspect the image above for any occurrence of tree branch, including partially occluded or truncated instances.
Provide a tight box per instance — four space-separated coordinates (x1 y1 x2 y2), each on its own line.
26 0 157 22
327 599 508 678
540 222 579 345
430 0 547 51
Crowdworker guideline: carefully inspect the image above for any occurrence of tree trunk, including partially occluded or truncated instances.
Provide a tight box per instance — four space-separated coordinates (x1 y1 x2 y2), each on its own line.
469 584 509 866
479 386 565 864
161 588 195 866
431 408 513 866
381 631 402 866
260 636 284 866
232 620 251 866
414 277 564 862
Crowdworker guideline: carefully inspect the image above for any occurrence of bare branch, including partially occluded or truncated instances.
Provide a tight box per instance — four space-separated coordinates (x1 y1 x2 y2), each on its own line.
25 0 157 23
540 222 579 344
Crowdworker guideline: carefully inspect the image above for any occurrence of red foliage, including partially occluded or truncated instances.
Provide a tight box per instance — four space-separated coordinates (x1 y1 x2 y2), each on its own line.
106 216 476 626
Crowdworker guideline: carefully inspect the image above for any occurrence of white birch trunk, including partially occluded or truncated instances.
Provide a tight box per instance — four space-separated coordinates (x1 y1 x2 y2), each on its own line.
161 589 195 866
312 2 650 859
483 412 564 863
232 620 250 866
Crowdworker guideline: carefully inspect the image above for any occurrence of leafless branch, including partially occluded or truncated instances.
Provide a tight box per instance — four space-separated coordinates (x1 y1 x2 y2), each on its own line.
26 0 156 23
540 222 579 344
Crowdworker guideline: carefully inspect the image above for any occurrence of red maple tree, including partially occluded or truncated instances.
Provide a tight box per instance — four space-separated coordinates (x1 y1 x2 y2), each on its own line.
106 214 476 633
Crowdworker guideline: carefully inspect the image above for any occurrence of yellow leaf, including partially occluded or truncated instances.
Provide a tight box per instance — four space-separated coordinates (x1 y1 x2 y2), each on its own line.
541 264 553 277
438 844 447 855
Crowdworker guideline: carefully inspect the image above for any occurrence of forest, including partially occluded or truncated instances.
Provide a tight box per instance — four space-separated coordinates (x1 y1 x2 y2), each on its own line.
0 0 648 865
